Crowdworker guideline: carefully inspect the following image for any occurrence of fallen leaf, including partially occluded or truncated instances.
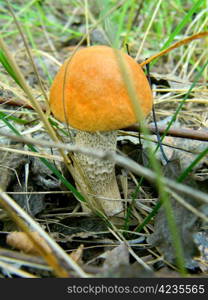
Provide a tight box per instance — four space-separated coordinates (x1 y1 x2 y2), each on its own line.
6 231 51 256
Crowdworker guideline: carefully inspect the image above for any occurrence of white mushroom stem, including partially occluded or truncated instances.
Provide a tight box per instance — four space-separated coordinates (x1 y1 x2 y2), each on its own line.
73 130 123 216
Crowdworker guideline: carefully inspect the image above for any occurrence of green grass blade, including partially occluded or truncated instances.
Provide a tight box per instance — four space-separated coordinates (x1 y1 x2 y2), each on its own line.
112 0 131 48
0 112 29 125
154 59 208 154
0 112 85 203
178 146 208 183
0 49 23 88
150 0 203 67
161 0 202 50
116 49 187 274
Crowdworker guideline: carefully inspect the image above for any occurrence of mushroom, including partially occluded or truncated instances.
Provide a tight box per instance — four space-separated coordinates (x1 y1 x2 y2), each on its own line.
49 45 153 216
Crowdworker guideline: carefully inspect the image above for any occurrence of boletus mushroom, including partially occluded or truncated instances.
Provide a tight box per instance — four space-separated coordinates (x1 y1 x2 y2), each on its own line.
49 45 153 216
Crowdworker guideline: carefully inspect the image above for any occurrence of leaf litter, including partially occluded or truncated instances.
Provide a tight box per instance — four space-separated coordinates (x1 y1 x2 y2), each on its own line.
0 1 207 278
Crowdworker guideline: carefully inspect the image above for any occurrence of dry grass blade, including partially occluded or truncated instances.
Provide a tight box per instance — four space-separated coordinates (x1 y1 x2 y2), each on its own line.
0 260 38 278
0 131 208 206
1 0 207 278
5 0 49 106
108 227 152 272
135 0 163 60
140 31 208 67
0 145 63 162
0 248 51 270
0 188 89 278
0 37 71 173
167 189 208 223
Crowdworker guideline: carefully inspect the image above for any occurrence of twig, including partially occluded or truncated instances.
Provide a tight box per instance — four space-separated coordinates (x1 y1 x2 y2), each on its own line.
125 124 208 142
0 131 208 205
1 96 207 141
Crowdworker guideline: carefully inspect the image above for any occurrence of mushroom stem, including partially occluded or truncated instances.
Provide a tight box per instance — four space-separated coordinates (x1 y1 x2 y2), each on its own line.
73 130 123 216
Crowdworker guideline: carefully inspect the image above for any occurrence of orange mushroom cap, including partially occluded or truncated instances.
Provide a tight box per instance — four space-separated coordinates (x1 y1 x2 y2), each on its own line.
49 45 153 132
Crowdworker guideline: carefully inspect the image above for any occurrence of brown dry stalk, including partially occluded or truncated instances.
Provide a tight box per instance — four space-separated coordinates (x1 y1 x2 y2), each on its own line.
140 31 208 67
1 131 208 205
126 124 208 142
1 32 207 142
0 96 46 111
0 95 207 141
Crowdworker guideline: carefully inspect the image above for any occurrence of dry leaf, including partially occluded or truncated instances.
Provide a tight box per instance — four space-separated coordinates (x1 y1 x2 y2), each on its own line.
194 231 208 272
147 160 201 269
69 244 84 264
102 242 129 271
99 243 153 277
6 231 51 256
